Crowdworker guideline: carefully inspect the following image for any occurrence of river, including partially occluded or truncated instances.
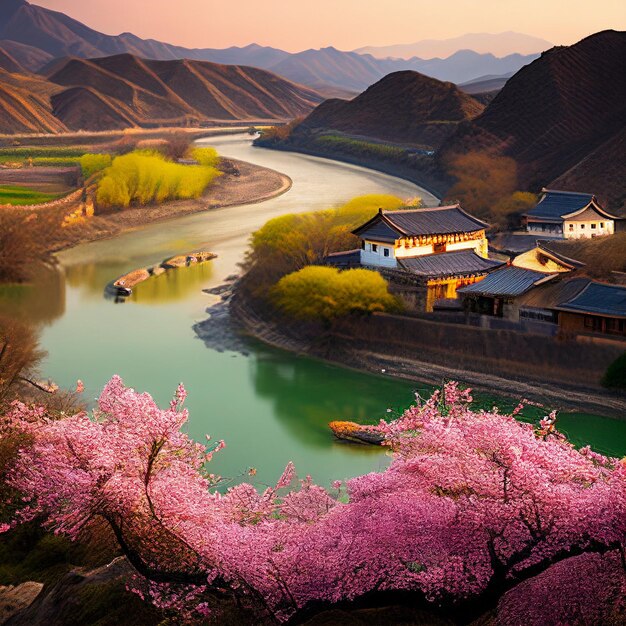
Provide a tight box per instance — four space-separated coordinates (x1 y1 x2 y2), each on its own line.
5 134 625 488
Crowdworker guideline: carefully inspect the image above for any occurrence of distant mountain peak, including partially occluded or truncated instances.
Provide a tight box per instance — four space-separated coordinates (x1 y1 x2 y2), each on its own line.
294 68 484 149
355 32 553 60
0 1 540 92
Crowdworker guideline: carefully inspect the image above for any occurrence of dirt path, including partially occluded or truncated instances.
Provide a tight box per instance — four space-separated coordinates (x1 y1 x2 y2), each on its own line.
49 158 291 253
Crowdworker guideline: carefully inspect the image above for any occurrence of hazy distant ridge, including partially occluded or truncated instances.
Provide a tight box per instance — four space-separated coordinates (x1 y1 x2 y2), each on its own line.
355 32 553 59
0 1 542 92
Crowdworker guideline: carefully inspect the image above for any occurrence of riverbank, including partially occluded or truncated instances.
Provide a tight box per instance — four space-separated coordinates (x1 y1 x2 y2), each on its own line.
226 288 626 420
254 137 450 201
48 158 291 254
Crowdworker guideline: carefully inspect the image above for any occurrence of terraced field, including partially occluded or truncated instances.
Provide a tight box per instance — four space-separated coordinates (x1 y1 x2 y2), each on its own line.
0 184 62 205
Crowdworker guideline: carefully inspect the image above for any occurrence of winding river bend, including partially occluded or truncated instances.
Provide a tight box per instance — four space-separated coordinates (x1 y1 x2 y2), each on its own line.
9 134 626 488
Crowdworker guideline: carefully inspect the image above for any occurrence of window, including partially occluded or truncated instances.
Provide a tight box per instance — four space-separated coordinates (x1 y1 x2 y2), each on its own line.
584 316 594 328
569 224 574 231
372 244 378 253
580 224 585 229
361 240 365 250
383 248 390 257
591 223 597 229
600 222 605 228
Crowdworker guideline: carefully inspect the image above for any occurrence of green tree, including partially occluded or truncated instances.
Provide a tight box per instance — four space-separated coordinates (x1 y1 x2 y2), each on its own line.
493 191 538 229
272 266 400 322
190 147 220 167
95 151 221 208
601 352 626 390
79 154 112 179
244 194 416 300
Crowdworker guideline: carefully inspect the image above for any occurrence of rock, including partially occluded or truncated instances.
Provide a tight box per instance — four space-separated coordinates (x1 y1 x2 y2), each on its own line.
204 284 232 296
4 558 161 626
0 583 43 624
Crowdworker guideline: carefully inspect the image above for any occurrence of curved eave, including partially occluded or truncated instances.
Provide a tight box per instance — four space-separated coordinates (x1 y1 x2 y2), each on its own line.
562 200 619 220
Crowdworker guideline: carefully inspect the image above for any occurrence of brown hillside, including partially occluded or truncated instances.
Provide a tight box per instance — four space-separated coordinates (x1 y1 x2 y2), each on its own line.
550 126 626 212
295 70 484 148
44 54 323 131
51 86 141 132
0 52 324 134
439 31 626 212
0 39 52 71
0 73 66 133
0 45 25 73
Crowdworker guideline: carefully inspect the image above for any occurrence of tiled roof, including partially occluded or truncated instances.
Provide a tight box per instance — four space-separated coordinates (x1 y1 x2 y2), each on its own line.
385 205 489 235
354 218 401 243
324 249 361 265
535 243 585 268
353 205 489 240
398 250 504 277
556 282 626 318
458 266 557 297
523 189 615 222
489 233 562 255
517 277 591 310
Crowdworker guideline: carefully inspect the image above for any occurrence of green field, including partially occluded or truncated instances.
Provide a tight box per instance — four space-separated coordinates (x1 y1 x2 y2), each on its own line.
0 185 62 206
0 147 90 168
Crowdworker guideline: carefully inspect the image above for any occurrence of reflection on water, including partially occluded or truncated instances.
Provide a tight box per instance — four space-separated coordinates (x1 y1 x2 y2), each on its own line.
2 133 621 489
0 265 66 326
130 263 214 304
249 346 421 450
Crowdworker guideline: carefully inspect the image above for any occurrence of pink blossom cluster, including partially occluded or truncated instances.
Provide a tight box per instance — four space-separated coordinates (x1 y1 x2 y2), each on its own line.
3 377 625 623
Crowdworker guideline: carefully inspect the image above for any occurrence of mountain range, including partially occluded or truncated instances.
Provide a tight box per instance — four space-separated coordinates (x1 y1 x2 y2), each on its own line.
273 30 625 213
355 32 553 60
0 0 540 93
292 71 484 148
440 30 626 211
0 54 323 133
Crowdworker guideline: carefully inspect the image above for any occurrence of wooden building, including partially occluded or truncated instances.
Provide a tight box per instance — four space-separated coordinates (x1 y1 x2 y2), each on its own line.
524 189 617 239
341 205 504 311
555 282 626 339
457 266 559 320
458 244 585 321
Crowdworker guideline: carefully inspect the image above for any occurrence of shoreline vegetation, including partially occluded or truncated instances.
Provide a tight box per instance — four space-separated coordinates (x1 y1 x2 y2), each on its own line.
216 184 626 420
226 288 626 420
47 157 291 255
254 132 449 202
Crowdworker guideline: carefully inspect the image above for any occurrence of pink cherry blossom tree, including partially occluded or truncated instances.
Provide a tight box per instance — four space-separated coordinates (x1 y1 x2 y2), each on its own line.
2 377 625 624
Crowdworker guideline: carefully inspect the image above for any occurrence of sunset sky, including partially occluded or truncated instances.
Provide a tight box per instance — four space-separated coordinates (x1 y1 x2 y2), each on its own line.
34 0 626 52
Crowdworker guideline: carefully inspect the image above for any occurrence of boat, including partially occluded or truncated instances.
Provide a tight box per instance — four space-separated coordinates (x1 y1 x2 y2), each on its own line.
161 251 217 269
328 421 385 445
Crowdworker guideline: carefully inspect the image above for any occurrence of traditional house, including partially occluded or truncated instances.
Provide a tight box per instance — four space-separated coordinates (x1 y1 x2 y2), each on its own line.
511 242 586 273
524 189 617 239
458 243 585 321
327 204 505 311
457 267 559 320
555 282 626 339
516 278 591 325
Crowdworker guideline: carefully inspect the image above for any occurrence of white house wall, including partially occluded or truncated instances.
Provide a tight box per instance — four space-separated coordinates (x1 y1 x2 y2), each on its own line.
563 218 614 239
360 241 397 268
395 238 488 259
360 236 489 268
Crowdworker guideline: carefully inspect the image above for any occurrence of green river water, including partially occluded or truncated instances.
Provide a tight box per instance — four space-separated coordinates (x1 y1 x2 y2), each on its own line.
2 134 624 488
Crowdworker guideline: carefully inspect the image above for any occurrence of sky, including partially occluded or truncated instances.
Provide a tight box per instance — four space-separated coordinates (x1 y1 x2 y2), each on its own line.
34 0 626 52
